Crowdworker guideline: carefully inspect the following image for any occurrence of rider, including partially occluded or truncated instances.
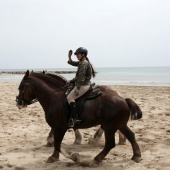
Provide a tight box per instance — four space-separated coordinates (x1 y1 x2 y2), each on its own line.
67 47 96 127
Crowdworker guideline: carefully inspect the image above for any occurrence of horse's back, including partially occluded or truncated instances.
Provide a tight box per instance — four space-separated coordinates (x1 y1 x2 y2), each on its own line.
99 85 121 96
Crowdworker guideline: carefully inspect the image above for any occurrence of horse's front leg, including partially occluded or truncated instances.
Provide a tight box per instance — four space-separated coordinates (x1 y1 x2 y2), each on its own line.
47 127 66 163
46 128 54 147
47 127 80 163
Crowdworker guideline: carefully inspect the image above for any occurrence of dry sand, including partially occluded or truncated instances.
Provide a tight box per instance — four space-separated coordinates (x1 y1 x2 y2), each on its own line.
0 82 170 170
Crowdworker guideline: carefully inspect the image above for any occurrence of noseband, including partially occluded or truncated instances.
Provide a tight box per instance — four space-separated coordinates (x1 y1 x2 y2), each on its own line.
16 96 37 106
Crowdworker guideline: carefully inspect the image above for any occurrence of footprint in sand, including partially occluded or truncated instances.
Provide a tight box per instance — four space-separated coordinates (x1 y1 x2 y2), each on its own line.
150 106 156 111
164 139 170 146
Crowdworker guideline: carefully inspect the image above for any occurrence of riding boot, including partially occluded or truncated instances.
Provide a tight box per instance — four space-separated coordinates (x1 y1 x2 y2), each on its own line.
68 102 81 128
67 112 75 128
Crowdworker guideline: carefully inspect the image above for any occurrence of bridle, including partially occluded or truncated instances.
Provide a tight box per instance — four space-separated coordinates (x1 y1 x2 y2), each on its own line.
16 96 37 106
16 83 37 106
16 82 69 106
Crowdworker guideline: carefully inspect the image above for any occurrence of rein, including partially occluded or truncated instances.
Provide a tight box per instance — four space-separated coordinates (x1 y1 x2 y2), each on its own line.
53 84 69 93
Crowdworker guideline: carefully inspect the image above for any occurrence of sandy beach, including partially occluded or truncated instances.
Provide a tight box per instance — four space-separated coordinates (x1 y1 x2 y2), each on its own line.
0 82 170 170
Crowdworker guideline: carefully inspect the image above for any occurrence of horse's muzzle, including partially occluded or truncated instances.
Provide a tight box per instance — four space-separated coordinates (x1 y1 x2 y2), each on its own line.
16 103 27 109
16 96 28 109
15 96 37 109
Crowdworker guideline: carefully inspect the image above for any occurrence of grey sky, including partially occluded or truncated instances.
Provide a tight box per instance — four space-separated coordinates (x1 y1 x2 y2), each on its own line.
0 0 170 69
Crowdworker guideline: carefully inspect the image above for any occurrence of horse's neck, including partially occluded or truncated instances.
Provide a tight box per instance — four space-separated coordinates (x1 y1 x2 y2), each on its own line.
30 77 51 91
31 73 64 90
30 77 55 111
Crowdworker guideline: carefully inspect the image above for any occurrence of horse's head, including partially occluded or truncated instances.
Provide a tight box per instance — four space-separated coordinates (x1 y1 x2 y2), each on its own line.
16 70 37 109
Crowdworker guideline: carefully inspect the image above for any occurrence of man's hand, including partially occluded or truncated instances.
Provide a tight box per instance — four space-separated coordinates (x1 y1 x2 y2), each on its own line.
68 50 73 58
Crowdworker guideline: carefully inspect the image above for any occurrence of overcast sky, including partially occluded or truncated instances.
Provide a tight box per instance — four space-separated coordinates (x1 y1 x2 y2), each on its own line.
0 0 170 69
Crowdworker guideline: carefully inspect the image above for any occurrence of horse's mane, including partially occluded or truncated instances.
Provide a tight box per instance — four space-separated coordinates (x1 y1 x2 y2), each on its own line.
45 72 68 84
30 72 67 88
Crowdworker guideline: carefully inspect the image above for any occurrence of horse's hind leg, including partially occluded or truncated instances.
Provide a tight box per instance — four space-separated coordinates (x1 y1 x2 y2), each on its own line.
73 129 82 145
79 128 116 167
119 125 142 163
118 130 126 145
88 126 104 145
93 128 116 166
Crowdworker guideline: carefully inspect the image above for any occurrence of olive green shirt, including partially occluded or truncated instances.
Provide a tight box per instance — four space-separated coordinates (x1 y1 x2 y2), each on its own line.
68 57 92 90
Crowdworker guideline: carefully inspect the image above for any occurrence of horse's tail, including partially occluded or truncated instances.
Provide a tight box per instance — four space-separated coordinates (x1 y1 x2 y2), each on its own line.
125 98 142 120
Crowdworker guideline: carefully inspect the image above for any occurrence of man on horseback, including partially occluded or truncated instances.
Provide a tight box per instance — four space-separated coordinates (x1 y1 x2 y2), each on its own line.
67 47 96 127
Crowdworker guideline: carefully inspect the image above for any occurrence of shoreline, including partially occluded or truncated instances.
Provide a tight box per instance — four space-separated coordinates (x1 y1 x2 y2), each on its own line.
0 71 76 74
0 72 170 87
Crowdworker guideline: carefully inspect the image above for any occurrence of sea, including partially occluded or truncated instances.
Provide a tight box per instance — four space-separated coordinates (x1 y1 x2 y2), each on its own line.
0 67 170 86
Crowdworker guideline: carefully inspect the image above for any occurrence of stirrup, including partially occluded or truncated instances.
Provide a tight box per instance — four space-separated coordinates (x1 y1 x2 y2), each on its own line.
68 118 75 128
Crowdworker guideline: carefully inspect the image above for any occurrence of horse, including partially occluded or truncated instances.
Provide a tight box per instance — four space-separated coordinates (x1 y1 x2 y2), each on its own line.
27 71 126 147
16 70 142 167
44 71 126 146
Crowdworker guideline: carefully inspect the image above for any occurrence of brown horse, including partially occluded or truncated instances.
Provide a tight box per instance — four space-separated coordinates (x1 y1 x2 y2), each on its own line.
26 71 126 147
16 70 142 167
44 72 126 146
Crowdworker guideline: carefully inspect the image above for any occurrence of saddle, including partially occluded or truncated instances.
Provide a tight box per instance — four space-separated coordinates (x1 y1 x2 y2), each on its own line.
64 83 102 114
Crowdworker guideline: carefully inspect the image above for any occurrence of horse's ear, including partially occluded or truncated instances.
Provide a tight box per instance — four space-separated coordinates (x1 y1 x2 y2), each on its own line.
24 70 29 78
43 70 45 74
31 70 33 73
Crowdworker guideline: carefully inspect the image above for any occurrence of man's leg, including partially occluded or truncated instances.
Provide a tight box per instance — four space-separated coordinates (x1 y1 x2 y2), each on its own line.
67 86 89 127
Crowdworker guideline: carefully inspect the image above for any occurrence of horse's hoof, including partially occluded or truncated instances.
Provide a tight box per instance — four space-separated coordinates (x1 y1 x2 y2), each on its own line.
46 156 58 163
70 152 80 162
131 156 142 163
